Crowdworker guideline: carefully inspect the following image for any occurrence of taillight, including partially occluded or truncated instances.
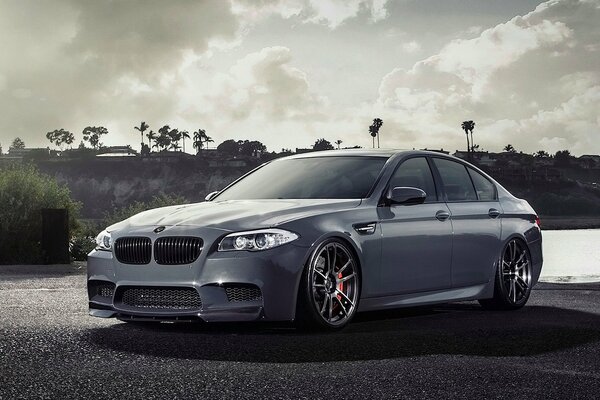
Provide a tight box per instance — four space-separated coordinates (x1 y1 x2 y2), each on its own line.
535 216 541 228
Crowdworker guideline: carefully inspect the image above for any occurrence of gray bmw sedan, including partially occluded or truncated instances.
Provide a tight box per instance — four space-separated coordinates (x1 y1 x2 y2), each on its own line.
87 150 543 330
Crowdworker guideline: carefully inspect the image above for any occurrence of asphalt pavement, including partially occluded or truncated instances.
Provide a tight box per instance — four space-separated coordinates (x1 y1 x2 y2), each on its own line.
1 265 599 399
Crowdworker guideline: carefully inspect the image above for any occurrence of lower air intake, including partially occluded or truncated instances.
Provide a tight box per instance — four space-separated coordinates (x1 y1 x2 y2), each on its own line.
97 284 114 298
121 287 202 311
88 280 116 301
225 285 263 302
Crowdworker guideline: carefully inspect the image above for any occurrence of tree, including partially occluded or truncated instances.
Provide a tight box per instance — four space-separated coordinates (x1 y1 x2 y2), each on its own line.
335 139 343 149
155 125 173 151
167 128 181 151
140 143 150 156
46 129 75 150
461 120 475 156
216 139 239 156
313 138 334 151
10 137 26 150
146 130 157 151
82 126 108 149
134 121 149 151
193 130 205 154
193 129 214 154
203 134 214 150
0 143 3 155
180 130 190 153
554 150 574 166
369 118 383 148
239 140 266 157
0 164 80 263
503 144 516 153
535 150 550 158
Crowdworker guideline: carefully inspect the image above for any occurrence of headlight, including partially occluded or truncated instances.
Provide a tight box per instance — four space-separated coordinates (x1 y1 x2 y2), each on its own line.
218 229 299 252
95 230 112 251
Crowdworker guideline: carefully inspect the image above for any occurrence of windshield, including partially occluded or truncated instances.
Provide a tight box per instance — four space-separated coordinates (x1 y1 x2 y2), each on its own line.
215 156 388 200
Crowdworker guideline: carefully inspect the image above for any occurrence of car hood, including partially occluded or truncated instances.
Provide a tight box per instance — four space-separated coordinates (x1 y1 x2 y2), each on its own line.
107 199 362 232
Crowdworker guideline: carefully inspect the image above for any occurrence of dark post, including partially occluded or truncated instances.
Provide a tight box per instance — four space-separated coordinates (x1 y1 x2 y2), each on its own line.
41 208 70 264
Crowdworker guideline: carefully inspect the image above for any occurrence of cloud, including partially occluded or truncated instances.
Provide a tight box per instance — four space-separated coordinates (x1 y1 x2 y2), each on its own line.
401 41 421 53
0 0 240 147
372 0 600 155
201 46 328 120
232 0 389 28
1 0 598 157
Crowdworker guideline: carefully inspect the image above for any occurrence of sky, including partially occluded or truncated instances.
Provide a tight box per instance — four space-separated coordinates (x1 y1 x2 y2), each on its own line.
0 0 598 155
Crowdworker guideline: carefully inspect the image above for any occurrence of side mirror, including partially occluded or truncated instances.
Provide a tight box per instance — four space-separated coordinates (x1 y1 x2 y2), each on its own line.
387 187 426 206
205 191 219 201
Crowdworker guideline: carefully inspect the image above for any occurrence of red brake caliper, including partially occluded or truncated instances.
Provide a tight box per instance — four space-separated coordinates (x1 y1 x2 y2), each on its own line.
337 273 344 301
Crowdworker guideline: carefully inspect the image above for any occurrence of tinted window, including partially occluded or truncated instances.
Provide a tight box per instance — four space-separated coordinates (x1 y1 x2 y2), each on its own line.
468 167 496 201
388 157 437 202
215 156 387 200
433 158 477 201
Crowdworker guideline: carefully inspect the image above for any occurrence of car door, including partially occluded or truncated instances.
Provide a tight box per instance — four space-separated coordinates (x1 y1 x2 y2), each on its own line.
431 158 502 287
377 157 453 295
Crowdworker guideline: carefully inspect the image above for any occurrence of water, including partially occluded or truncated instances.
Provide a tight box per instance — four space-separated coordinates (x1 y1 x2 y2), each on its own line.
539 229 600 283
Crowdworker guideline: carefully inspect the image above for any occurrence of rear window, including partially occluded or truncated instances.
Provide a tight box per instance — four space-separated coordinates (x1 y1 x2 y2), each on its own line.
467 167 497 201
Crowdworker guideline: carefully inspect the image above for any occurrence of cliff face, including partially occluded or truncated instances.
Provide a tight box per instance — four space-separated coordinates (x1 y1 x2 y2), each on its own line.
31 156 600 219
35 157 255 218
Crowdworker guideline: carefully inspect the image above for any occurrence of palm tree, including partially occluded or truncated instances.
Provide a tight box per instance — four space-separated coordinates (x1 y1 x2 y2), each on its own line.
146 130 157 151
193 129 206 154
461 120 475 156
203 133 214 149
167 128 181 151
134 122 149 151
504 144 516 153
335 139 343 149
369 118 383 148
180 131 190 153
193 129 214 154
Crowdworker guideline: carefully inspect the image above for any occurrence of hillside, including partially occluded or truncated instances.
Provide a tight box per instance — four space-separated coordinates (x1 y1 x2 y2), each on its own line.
25 153 600 220
35 157 257 218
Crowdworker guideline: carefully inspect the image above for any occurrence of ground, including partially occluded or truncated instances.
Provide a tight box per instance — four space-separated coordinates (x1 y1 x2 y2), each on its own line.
1 265 599 399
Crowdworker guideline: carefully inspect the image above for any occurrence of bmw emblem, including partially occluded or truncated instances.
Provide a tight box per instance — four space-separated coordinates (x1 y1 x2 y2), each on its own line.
154 226 166 233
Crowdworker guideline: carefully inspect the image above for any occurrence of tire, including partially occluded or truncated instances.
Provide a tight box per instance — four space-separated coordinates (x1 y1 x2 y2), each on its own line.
296 238 361 330
479 238 533 310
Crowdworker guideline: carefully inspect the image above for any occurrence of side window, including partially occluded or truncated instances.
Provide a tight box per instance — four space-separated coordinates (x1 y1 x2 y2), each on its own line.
468 167 497 201
388 157 437 202
432 158 477 202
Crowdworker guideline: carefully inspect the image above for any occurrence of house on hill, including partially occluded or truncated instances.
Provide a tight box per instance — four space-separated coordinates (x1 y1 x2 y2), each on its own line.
96 146 138 157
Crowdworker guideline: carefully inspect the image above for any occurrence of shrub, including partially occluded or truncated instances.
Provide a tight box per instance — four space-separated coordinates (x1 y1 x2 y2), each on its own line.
70 221 97 262
0 164 81 264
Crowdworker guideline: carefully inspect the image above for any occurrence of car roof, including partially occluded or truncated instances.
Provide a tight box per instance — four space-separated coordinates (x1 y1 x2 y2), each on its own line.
282 149 450 160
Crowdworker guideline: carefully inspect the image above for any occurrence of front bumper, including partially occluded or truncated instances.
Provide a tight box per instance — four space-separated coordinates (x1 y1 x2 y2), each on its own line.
87 227 309 322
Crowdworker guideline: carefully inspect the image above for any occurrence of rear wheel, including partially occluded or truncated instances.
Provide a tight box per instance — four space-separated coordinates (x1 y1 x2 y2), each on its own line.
297 239 360 330
479 238 533 310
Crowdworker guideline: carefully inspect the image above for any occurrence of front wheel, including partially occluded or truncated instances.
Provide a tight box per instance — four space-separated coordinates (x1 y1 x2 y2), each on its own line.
297 239 361 330
479 238 533 310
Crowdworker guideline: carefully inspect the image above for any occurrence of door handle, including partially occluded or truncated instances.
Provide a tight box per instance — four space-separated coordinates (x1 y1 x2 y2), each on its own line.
435 210 450 221
488 208 501 218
